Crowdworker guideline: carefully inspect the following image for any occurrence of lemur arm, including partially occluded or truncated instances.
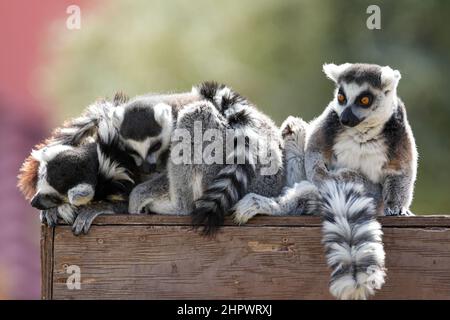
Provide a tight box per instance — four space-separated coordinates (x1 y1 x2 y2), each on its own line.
382 119 417 216
304 130 333 186
71 201 128 235
382 171 415 216
232 181 320 224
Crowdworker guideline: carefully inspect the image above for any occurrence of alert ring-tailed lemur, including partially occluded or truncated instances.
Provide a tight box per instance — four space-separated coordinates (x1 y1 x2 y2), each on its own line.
18 93 141 235
109 82 288 235
233 63 418 300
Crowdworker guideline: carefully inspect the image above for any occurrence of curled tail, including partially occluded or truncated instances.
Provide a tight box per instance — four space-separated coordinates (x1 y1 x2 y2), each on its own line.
320 180 386 300
192 81 260 235
192 163 255 235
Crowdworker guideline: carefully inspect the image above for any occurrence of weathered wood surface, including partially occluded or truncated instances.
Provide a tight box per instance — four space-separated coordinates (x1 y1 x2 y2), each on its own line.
42 215 450 299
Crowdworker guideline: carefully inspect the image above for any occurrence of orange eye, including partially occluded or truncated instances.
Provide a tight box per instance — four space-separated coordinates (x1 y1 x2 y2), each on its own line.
337 94 346 103
360 96 370 105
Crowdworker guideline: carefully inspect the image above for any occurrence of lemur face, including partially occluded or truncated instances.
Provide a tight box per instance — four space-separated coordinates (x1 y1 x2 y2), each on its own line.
323 63 401 128
113 99 173 171
29 143 98 210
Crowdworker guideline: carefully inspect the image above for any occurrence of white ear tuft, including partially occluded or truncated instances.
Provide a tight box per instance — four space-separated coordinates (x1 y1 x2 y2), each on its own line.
323 63 351 83
31 149 43 162
112 105 125 129
381 66 401 89
32 145 72 162
153 103 173 126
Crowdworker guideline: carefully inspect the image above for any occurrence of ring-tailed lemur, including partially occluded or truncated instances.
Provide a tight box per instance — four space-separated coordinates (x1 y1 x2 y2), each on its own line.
110 82 286 235
233 63 418 299
18 94 141 235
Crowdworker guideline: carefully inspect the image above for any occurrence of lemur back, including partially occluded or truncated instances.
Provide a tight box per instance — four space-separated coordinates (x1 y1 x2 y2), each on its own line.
112 82 285 235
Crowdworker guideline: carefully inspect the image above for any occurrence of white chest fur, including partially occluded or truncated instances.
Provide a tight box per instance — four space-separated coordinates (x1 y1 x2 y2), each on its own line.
331 129 388 183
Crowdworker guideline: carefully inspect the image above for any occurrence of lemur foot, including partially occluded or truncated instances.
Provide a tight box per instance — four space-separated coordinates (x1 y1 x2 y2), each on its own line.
72 210 102 235
40 208 58 227
384 206 414 216
131 199 154 215
232 193 264 225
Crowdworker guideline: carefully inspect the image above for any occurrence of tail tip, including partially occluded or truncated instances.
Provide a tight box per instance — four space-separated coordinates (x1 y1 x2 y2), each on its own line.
191 205 224 237
330 267 386 300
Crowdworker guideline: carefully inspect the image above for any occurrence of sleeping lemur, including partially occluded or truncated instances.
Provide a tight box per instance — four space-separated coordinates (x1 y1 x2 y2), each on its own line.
233 63 418 299
106 82 286 235
18 94 141 235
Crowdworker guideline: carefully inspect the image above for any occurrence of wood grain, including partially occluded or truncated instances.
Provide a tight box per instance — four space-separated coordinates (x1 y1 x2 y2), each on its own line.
44 215 450 300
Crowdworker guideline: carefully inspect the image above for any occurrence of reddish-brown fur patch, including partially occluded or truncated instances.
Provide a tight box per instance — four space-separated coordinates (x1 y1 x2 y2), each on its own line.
17 143 46 200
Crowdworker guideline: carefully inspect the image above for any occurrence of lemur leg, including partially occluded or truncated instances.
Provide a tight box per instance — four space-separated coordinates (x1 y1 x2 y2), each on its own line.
128 160 199 216
281 116 309 187
128 172 185 214
305 149 333 186
232 181 320 224
72 201 128 235
383 173 415 216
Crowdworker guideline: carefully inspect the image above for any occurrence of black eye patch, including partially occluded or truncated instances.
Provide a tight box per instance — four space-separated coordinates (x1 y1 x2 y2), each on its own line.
354 91 374 108
337 88 347 105
46 144 98 194
120 104 162 141
149 141 162 153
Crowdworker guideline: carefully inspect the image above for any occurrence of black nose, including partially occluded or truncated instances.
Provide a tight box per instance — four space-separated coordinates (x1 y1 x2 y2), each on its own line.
30 194 60 210
31 195 47 210
141 162 157 174
340 108 362 127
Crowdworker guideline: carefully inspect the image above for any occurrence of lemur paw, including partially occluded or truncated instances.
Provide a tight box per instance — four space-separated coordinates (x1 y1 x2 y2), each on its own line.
72 210 101 235
280 116 307 141
384 206 413 216
232 193 261 225
40 208 58 227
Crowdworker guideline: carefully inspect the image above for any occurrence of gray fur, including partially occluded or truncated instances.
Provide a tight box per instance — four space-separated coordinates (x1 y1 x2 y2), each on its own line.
126 83 285 234
26 97 143 234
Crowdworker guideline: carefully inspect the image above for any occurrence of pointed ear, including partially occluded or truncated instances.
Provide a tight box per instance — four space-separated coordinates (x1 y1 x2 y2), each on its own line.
381 66 401 90
153 103 173 127
323 63 351 83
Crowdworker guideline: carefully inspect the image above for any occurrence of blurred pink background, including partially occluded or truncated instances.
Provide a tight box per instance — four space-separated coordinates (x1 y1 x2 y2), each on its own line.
0 0 96 299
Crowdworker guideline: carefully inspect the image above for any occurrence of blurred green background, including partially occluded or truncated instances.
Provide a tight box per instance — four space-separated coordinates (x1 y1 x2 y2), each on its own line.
39 0 450 214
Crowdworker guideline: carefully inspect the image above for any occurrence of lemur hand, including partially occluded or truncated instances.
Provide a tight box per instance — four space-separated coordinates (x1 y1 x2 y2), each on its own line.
72 209 101 235
40 208 59 227
384 206 415 216
232 193 263 225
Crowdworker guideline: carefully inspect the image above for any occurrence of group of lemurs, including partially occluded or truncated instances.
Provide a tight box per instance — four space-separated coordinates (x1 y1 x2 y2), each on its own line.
17 63 418 300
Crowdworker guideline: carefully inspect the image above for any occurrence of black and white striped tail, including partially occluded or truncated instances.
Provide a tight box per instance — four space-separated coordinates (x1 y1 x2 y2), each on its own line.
321 180 386 300
52 100 114 146
192 162 255 236
192 81 258 235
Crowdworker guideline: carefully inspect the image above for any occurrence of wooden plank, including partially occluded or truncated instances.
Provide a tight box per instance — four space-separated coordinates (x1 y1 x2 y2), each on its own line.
91 214 450 228
50 222 450 299
40 223 54 300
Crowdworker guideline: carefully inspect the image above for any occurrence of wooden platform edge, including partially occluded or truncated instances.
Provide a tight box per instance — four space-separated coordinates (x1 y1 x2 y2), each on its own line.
40 224 54 300
90 214 450 228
